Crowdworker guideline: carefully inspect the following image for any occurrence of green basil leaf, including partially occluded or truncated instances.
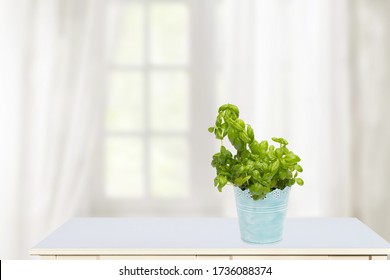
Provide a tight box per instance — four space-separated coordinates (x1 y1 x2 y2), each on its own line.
218 104 229 112
249 183 261 193
232 164 245 176
227 118 245 131
239 131 251 143
234 175 251 186
215 115 223 126
287 179 295 186
259 140 268 153
275 148 283 158
271 160 280 172
246 124 254 140
236 119 245 131
251 170 260 179
296 178 304 186
214 176 219 187
249 141 260 154
278 169 288 180
295 164 303 172
218 104 239 118
232 138 245 151
272 137 288 145
218 175 228 191
215 128 223 140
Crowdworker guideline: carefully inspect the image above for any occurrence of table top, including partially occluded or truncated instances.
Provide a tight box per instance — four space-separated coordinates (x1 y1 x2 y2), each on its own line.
30 217 390 256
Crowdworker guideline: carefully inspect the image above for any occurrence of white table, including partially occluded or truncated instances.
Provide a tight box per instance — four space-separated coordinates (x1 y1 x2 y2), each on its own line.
30 217 390 260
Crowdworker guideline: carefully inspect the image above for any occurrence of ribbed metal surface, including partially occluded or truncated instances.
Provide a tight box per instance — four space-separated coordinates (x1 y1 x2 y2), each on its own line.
235 187 290 244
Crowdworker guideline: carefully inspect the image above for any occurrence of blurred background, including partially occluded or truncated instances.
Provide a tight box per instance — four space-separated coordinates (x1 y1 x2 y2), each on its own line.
1 0 390 259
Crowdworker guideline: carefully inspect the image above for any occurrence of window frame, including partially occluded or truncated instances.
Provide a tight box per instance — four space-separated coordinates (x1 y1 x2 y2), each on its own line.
92 0 223 216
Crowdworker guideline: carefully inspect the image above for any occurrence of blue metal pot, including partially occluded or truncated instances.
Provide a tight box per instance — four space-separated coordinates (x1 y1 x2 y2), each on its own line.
234 187 290 244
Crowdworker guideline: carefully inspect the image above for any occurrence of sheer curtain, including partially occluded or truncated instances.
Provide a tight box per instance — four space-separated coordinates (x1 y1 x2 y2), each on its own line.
350 0 390 241
222 0 390 241
252 0 352 217
0 0 104 259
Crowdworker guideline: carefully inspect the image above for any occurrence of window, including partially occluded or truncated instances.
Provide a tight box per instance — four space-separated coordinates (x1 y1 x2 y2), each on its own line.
95 0 223 216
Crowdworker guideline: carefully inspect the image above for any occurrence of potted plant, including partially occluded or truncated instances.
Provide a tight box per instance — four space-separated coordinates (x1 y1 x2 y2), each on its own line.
208 104 304 243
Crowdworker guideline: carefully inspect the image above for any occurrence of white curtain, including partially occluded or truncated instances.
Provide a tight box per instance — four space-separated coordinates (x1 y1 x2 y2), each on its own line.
0 0 104 259
252 0 352 217
351 0 390 241
222 0 390 241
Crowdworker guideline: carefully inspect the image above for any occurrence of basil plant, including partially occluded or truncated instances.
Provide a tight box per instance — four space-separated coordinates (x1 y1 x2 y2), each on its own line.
208 104 304 200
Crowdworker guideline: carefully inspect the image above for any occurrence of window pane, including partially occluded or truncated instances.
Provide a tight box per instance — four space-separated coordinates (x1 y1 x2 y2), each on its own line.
106 72 144 131
106 1 144 65
105 137 145 198
150 71 189 131
151 137 189 198
150 2 189 65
